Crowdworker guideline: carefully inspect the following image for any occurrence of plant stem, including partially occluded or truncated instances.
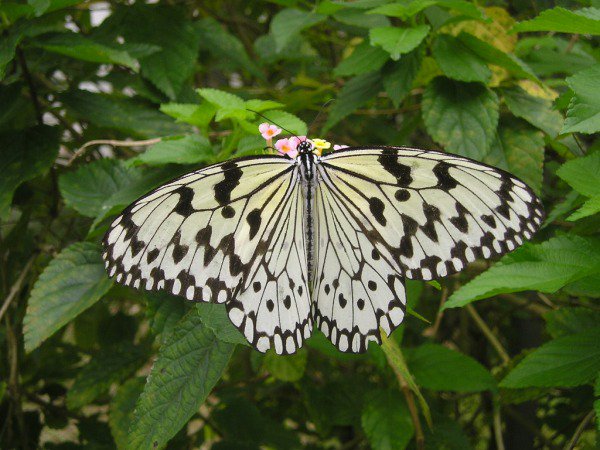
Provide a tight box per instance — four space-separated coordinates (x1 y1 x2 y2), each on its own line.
564 410 595 450
0 255 36 323
466 304 510 365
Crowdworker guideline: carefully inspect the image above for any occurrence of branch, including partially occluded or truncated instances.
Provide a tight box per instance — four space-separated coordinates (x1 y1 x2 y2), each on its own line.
16 46 43 124
67 138 162 166
0 255 36 323
564 410 595 450
466 304 510 365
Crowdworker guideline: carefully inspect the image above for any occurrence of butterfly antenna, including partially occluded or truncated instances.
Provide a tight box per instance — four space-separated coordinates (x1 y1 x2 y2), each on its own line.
247 109 301 140
307 99 335 137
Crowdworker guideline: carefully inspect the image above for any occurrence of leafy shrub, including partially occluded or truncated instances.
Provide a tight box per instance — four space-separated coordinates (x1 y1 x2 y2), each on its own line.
1 0 599 449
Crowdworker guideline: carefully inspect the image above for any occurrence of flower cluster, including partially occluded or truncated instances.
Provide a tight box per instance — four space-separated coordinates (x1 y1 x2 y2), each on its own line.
258 122 348 158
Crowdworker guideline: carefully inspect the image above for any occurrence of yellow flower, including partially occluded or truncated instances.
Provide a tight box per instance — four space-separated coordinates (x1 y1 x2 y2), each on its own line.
311 138 331 155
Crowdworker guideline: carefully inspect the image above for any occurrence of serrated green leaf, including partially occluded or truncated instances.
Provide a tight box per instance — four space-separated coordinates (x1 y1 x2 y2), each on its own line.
67 342 148 409
562 65 600 135
502 87 563 137
244 99 285 112
59 159 140 218
432 34 491 83
512 7 600 35
444 235 600 309
160 102 217 129
408 344 496 392
370 25 429 60
197 17 263 79
270 8 326 52
334 41 389 77
382 48 422 107
333 8 391 28
362 389 414 450
369 0 484 20
195 303 248 346
557 152 600 198
24 242 113 352
132 134 213 166
545 308 600 339
424 416 472 450
34 32 137 68
263 349 308 382
102 4 202 98
324 71 383 131
110 378 145 450
128 310 234 450
568 196 600 221
62 90 188 137
490 119 545 194
253 110 307 136
197 88 248 121
500 327 600 388
457 33 539 83
146 292 187 343
0 125 59 218
422 77 499 159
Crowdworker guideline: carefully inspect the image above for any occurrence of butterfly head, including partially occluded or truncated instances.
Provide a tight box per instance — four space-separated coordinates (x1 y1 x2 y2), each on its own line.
297 139 314 155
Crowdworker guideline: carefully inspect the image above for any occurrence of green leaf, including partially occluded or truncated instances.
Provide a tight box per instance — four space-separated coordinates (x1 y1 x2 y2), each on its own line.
362 389 414 450
197 88 248 121
500 327 600 388
502 87 563 137
568 196 600 221
334 41 389 77
59 159 141 218
408 344 496 392
62 90 188 137
24 242 113 352
34 32 137 69
444 235 600 309
370 25 430 60
457 33 539 83
146 292 187 343
102 4 202 98
110 378 145 450
160 102 217 129
369 0 484 20
490 119 545 194
382 49 422 107
545 308 600 339
333 8 391 28
424 416 472 450
512 7 600 35
324 71 383 131
67 342 147 409
195 303 248 346
422 77 499 159
562 65 600 135
557 152 600 198
270 8 326 52
263 349 308 382
0 125 59 218
132 134 213 166
244 99 285 112
432 34 491 83
128 310 234 450
196 17 263 79
253 110 307 136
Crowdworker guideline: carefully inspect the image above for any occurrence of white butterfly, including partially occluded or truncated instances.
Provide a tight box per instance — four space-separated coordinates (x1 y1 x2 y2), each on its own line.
103 132 544 355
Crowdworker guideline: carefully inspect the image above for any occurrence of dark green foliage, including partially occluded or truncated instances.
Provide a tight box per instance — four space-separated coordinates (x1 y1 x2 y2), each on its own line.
1 1 599 449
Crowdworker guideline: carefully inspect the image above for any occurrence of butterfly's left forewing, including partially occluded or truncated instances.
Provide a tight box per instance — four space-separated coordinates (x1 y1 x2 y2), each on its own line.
103 155 311 354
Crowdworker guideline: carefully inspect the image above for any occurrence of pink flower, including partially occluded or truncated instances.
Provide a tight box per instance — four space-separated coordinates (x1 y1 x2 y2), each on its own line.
333 144 349 151
259 123 282 140
274 138 299 159
289 136 308 148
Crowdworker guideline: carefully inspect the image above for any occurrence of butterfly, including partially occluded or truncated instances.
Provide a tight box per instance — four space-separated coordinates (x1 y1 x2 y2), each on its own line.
102 125 544 355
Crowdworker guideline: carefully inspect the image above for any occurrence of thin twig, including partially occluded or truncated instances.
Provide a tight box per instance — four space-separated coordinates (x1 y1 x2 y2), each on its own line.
422 286 448 338
16 46 43 125
564 410 595 450
492 400 505 450
67 138 162 166
0 255 36 323
466 304 511 365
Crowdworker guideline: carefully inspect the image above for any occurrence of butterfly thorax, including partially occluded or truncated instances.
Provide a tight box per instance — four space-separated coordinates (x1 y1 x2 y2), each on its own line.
297 151 318 289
